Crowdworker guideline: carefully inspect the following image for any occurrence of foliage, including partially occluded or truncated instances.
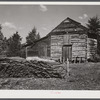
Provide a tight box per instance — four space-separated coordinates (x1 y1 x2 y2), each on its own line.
87 16 100 55
0 24 6 56
93 54 100 62
87 54 100 62
20 48 26 58
26 27 41 44
2 37 8 55
7 31 22 57
87 16 100 34
36 32 41 40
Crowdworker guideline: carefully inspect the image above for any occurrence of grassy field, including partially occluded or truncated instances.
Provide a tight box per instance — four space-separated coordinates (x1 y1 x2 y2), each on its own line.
0 62 100 90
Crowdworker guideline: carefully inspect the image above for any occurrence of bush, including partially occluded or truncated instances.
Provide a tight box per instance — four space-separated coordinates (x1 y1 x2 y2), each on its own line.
88 54 100 62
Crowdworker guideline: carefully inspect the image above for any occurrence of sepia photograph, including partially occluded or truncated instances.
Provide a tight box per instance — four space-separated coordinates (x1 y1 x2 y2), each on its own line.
0 2 100 93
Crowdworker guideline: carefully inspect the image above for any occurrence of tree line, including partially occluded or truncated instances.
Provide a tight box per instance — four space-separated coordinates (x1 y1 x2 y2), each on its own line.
0 26 40 58
0 15 100 59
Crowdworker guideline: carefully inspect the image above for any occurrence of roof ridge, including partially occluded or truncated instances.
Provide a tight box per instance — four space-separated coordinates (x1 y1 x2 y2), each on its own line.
46 17 84 36
66 17 81 24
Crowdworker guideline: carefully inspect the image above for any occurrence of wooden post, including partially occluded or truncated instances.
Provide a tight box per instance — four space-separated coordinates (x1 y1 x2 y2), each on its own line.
63 58 65 64
64 58 70 79
67 58 70 76
79 57 81 63
60 56 62 63
26 47 27 59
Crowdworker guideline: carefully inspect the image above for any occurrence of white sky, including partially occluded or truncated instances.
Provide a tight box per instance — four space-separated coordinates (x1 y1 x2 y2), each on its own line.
0 5 100 43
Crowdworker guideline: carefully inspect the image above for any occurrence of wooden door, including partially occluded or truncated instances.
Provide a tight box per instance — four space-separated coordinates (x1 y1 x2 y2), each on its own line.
62 45 72 62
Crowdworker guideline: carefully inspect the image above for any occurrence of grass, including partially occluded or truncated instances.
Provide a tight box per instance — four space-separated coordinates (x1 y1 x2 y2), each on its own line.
0 62 100 90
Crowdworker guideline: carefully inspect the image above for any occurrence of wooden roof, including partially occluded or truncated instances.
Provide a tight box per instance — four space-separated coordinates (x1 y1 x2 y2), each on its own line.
46 17 87 36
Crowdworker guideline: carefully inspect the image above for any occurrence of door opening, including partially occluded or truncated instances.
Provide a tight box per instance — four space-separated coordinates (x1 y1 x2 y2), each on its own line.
62 45 72 62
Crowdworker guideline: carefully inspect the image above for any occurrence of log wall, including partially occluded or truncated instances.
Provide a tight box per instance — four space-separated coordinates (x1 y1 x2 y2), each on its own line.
70 34 87 61
51 35 63 60
87 38 97 59
51 33 87 61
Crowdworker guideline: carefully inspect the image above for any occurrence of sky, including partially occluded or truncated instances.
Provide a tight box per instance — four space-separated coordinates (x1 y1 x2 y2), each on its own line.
0 4 100 43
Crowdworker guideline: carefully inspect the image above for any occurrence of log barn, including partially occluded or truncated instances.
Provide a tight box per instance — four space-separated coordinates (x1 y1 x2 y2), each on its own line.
27 17 97 62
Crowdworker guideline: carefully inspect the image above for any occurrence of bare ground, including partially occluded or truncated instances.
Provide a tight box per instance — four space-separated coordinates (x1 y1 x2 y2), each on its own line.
0 62 100 90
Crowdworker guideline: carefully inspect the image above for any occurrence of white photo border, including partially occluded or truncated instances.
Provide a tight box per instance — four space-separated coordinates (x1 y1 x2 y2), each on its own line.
0 1 100 98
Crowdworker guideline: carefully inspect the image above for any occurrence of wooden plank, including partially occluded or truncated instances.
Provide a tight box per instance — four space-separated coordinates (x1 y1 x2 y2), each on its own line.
63 34 71 44
73 43 86 46
71 39 86 43
72 47 86 51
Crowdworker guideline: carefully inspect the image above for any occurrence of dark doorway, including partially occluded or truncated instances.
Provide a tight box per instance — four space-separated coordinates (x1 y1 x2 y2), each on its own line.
62 45 72 62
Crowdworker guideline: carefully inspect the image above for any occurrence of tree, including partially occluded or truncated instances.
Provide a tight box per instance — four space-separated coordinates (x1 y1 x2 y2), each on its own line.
26 27 41 44
87 16 100 55
7 31 22 57
36 32 41 40
2 37 8 54
0 25 4 40
26 27 37 44
0 24 4 55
